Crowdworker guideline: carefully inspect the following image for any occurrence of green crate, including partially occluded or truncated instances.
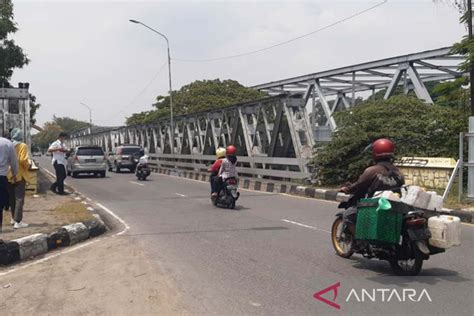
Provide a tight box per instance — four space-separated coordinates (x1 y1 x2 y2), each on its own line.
355 198 403 245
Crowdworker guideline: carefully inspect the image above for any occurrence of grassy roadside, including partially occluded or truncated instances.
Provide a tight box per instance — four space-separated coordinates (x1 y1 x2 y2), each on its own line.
51 200 95 224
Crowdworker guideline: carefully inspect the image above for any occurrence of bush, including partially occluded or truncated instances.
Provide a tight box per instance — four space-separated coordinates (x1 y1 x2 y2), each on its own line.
312 96 468 185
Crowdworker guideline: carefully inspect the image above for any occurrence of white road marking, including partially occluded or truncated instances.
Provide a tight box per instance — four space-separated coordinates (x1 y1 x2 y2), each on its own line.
175 193 187 197
96 203 130 236
281 219 331 234
129 181 145 186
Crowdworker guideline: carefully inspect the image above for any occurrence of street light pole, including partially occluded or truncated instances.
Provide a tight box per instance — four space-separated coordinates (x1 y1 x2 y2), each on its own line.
80 102 92 127
129 19 174 154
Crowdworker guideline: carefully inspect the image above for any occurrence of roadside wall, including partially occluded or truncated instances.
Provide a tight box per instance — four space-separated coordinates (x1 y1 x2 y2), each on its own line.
395 157 456 189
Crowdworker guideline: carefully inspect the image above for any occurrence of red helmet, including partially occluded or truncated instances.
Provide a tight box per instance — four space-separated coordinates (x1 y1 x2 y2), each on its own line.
226 145 237 155
372 138 395 160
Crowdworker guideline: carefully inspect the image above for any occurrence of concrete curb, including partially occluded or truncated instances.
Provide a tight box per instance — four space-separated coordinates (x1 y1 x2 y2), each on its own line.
0 218 106 266
152 166 473 224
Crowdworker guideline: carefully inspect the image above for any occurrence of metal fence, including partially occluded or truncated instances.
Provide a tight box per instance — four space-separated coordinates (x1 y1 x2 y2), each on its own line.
148 153 310 181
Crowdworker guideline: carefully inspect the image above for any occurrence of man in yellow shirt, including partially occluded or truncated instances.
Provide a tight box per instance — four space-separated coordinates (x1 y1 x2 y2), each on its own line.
7 128 30 229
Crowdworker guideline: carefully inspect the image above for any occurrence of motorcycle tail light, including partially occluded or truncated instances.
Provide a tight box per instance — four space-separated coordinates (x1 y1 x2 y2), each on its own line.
406 218 426 227
227 178 237 185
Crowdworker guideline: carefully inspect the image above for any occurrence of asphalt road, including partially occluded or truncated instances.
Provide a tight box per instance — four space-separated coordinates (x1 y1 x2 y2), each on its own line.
39 158 474 316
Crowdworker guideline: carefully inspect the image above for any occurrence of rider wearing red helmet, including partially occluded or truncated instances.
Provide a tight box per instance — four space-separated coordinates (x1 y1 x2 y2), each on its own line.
214 145 238 197
339 138 405 235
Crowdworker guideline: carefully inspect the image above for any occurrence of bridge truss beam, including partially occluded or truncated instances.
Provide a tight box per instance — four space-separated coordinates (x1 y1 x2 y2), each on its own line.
251 46 466 137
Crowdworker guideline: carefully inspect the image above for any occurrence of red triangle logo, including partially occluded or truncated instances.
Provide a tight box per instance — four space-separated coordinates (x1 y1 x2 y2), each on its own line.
314 282 341 310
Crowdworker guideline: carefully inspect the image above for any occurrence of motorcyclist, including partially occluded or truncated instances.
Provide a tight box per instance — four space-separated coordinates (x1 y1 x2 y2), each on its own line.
135 149 148 171
216 145 238 194
339 138 405 236
208 147 226 197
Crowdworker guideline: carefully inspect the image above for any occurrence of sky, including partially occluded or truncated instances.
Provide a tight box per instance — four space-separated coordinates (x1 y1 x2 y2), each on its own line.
9 0 466 127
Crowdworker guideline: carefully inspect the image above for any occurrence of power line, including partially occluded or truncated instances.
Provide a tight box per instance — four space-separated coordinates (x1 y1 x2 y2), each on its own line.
173 1 387 63
97 61 168 124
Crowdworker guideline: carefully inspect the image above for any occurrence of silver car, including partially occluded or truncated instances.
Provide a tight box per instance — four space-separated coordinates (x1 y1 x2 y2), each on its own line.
67 146 107 178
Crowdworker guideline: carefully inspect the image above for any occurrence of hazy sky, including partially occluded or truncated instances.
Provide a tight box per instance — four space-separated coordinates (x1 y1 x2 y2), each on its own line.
10 0 466 127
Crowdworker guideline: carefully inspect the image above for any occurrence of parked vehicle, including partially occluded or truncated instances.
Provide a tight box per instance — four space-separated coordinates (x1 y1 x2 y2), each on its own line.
331 198 454 276
107 145 142 173
212 177 240 209
67 146 107 178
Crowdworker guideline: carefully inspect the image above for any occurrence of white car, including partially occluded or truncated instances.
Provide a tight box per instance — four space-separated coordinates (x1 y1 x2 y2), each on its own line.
67 146 108 178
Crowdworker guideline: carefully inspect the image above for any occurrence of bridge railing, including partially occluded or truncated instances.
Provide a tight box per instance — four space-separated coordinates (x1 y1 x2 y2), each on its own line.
148 153 310 181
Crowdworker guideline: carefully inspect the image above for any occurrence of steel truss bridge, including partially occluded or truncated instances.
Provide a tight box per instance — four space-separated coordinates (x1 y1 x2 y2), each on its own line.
68 47 466 181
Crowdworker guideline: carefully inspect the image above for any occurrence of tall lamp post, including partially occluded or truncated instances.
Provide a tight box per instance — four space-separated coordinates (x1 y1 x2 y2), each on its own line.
129 19 174 154
79 102 93 127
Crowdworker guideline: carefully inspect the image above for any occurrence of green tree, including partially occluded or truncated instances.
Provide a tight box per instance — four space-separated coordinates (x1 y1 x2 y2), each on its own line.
312 95 469 185
32 122 62 152
0 0 29 86
52 116 90 132
32 116 89 151
29 93 41 125
126 79 267 125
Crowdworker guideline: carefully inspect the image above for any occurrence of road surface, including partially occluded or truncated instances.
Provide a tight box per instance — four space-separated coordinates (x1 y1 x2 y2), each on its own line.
2 157 473 315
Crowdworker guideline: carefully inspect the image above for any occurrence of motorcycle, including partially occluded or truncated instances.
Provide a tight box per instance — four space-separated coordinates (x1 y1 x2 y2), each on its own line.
135 163 151 181
133 153 151 181
331 199 444 276
212 177 240 209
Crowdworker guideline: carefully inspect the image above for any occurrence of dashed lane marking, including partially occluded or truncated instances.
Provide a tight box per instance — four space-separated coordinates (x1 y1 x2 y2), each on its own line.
129 181 145 186
281 219 331 234
175 193 187 197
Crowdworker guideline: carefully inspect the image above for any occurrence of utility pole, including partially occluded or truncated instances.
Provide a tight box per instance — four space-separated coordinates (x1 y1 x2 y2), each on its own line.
468 0 474 115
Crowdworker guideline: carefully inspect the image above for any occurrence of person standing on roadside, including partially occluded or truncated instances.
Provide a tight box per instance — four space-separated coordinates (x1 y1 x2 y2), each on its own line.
0 134 18 232
47 132 69 195
7 128 30 229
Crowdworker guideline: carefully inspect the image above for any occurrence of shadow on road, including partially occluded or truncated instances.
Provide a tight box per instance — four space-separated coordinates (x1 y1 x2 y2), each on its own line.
119 226 290 237
348 257 471 285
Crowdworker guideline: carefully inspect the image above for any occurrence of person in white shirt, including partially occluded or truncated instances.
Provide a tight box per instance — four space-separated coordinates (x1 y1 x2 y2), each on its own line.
47 132 69 195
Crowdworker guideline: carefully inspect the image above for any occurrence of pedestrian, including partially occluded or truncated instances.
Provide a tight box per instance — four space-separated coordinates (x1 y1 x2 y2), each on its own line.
7 128 30 229
0 133 18 232
47 132 69 195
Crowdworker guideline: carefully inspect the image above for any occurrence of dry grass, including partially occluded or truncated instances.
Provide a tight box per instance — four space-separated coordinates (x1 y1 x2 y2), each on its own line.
52 201 95 224
442 186 474 210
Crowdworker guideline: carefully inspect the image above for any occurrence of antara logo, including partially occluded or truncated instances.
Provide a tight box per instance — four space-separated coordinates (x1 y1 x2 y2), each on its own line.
313 282 341 310
314 283 432 310
346 288 432 303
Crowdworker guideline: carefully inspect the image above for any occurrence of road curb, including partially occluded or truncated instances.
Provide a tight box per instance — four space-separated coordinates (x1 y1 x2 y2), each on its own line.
152 166 473 223
0 218 106 266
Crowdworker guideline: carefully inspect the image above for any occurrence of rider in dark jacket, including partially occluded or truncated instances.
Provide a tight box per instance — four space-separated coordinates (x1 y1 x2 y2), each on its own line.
339 138 405 235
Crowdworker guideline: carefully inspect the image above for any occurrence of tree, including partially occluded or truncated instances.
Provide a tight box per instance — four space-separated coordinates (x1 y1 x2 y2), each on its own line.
32 122 62 152
447 0 474 114
126 79 267 125
29 93 41 125
32 117 89 151
312 95 469 185
52 116 90 132
0 0 29 87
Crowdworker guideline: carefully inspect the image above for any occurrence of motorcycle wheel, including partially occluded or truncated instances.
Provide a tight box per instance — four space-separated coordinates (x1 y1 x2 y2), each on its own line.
331 217 354 258
389 243 424 276
229 199 236 209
